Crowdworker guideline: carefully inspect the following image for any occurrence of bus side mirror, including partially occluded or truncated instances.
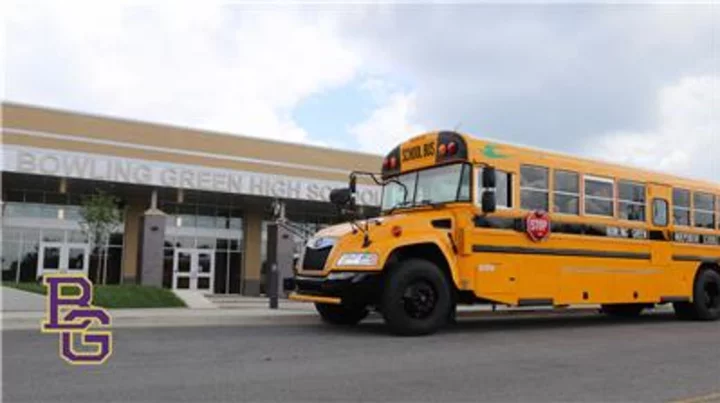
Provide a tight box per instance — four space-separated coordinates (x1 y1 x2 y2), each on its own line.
329 188 353 206
481 191 497 213
482 167 497 188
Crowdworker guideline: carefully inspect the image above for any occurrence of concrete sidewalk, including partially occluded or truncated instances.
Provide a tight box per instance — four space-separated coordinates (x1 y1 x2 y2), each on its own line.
2 287 46 312
1 298 616 331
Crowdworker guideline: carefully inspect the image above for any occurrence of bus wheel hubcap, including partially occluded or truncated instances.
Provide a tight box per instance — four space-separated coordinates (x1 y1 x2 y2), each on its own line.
402 281 437 319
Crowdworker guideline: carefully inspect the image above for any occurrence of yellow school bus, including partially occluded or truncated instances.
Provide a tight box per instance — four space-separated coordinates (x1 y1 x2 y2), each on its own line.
287 130 720 335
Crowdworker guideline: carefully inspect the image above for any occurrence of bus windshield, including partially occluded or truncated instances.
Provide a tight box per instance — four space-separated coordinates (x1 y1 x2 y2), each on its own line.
381 163 471 211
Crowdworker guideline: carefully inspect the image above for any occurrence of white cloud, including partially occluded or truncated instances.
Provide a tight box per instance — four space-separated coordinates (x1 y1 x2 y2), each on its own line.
586 75 718 182
349 80 425 153
5 2 360 143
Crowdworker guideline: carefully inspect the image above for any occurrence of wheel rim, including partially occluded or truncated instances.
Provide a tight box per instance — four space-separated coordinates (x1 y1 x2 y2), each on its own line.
703 280 719 310
401 280 437 319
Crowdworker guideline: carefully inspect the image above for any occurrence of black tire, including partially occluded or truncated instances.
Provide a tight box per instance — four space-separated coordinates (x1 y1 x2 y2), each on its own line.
380 259 453 336
315 303 369 325
673 268 720 321
600 303 645 318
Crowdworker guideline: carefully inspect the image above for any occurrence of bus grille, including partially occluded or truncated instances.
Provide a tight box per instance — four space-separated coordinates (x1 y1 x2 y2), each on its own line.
302 246 332 271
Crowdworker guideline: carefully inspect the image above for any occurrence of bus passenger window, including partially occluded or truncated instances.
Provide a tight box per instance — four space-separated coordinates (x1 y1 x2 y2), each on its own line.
653 198 668 227
520 165 549 211
693 192 716 229
618 181 646 221
585 176 615 217
673 189 691 226
553 170 579 215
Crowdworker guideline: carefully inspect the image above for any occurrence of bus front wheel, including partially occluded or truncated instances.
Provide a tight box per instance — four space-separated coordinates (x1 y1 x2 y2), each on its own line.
380 259 452 336
315 303 369 325
673 268 720 321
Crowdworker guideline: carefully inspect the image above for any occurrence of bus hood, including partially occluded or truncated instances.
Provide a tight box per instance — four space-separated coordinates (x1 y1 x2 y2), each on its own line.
313 217 391 238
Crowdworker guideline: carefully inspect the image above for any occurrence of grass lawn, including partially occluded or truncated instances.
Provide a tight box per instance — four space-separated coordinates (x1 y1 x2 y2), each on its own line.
3 282 186 309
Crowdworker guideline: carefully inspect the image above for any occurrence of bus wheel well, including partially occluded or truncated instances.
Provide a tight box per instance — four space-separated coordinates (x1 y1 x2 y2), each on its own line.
698 262 720 276
385 243 456 290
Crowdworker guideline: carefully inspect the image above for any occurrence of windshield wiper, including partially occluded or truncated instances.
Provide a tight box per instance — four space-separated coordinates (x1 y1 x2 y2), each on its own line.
416 199 447 209
387 200 413 214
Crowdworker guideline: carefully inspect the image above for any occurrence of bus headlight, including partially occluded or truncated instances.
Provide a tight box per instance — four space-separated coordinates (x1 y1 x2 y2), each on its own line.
336 253 378 267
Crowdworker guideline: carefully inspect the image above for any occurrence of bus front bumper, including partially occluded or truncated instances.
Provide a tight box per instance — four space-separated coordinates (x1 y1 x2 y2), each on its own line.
285 272 382 306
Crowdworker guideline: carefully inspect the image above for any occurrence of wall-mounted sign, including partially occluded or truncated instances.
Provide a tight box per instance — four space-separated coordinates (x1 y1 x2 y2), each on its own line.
2 145 381 206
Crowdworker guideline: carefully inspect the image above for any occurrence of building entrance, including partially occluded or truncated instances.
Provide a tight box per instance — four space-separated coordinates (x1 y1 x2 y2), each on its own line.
38 242 90 278
172 248 214 291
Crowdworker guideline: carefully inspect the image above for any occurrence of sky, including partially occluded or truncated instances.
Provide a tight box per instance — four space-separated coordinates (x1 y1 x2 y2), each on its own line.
3 1 719 182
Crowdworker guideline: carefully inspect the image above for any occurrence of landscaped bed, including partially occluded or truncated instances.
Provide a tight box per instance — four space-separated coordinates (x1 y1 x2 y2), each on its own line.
3 282 186 309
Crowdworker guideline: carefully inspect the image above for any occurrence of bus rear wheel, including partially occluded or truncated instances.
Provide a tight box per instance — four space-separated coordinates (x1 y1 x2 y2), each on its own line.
673 269 720 321
315 303 369 325
380 259 452 336
600 303 646 318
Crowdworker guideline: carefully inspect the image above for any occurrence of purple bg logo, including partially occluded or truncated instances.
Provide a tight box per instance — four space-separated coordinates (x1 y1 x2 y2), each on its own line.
41 275 112 365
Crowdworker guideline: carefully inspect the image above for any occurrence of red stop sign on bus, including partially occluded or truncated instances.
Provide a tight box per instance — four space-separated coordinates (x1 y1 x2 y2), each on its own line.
525 211 551 242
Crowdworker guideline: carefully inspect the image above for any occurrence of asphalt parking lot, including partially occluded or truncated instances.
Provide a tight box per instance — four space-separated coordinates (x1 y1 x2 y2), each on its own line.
4 311 719 403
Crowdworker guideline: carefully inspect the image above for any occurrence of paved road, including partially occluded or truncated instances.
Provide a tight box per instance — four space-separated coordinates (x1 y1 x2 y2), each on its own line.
4 312 719 403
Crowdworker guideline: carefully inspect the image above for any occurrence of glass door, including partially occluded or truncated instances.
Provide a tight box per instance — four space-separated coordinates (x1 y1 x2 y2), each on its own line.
37 242 90 278
173 249 214 291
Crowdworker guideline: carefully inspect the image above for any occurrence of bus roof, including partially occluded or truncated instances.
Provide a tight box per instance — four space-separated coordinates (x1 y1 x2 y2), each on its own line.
381 130 718 192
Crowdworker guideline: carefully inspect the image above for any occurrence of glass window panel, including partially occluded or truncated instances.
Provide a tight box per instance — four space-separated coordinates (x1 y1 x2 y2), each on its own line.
177 252 191 273
653 199 669 226
521 190 549 211
694 193 715 211
176 277 190 289
230 239 240 251
457 164 471 202
520 166 549 189
19 243 39 282
42 230 64 242
197 277 210 290
3 229 23 241
196 237 214 249
554 170 579 193
45 193 68 205
214 251 229 294
619 182 646 203
216 239 229 250
619 202 646 221
673 189 691 208
415 164 465 204
175 237 195 248
497 172 511 208
694 211 715 229
196 215 215 228
22 229 41 245
64 206 82 221
105 246 123 284
215 216 229 229
229 217 243 230
6 190 24 202
109 233 124 246
25 191 43 203
67 248 86 270
68 231 89 243
43 247 61 269
554 194 579 215
197 254 212 273
673 208 691 226
228 252 242 294
585 199 614 216
2 241 22 271
585 179 614 198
